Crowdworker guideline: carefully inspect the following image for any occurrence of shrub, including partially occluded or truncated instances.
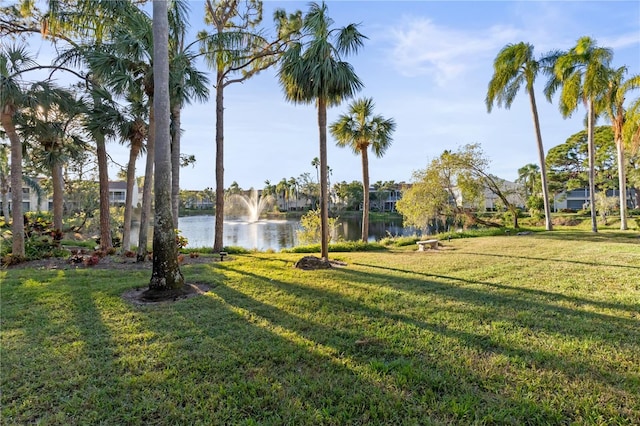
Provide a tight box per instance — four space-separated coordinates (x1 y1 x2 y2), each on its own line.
297 209 338 245
379 234 420 247
281 241 386 253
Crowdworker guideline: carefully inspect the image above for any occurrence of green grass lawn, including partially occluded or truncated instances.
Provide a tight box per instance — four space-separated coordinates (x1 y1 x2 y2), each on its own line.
2 231 639 425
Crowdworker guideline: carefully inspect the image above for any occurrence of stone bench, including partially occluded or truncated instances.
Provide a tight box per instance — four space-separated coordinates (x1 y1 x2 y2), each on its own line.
416 239 438 251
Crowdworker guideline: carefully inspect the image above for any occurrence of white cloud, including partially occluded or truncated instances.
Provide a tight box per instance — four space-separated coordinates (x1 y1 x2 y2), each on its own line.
388 18 521 85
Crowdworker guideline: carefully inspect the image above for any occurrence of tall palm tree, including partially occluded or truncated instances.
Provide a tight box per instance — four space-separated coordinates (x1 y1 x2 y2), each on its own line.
199 0 301 253
147 0 183 291
116 93 147 252
1 45 36 257
545 36 613 233
330 97 395 242
279 1 365 260
486 42 553 231
168 0 209 227
599 66 640 230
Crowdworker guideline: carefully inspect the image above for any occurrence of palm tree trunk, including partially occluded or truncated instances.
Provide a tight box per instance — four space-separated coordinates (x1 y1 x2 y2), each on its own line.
318 97 329 261
213 76 224 253
51 162 64 232
361 147 370 242
171 102 181 229
2 108 25 257
149 0 183 290
122 140 141 252
137 105 155 261
587 99 598 233
95 132 113 250
528 90 553 231
615 136 628 230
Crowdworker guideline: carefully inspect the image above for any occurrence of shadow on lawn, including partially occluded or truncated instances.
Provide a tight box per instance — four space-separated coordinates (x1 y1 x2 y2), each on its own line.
452 249 640 270
530 230 640 244
213 263 639 401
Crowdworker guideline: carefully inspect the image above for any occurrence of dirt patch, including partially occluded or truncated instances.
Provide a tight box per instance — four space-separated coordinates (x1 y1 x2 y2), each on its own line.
122 282 212 306
294 256 347 270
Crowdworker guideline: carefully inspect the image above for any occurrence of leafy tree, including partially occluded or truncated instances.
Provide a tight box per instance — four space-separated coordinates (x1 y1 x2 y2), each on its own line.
199 0 301 253
546 126 617 194
486 42 553 230
398 144 522 230
279 1 365 260
332 180 363 211
330 97 395 241
545 36 613 232
396 164 453 233
599 66 640 229
148 0 183 291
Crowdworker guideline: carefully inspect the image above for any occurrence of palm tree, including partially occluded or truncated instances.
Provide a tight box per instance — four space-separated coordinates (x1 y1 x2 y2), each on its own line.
117 94 147 252
148 0 183 291
486 42 553 231
0 143 9 221
517 163 540 199
288 176 298 210
1 45 36 257
23 85 87 232
199 0 301 254
599 66 640 230
330 97 395 242
279 1 365 260
545 36 613 233
311 156 320 183
168 0 209 227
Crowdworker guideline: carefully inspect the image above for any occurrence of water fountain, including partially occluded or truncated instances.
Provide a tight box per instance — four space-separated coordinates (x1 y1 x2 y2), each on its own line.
228 189 274 222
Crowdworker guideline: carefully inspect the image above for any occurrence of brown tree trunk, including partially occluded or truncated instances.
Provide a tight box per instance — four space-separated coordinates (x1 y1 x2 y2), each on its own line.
213 76 225 253
95 132 113 250
122 140 141 252
528 90 553 231
171 103 180 229
1 107 25 257
615 136 628 230
51 161 64 232
318 97 329 261
361 146 370 242
587 99 598 233
137 105 155 261
148 0 183 290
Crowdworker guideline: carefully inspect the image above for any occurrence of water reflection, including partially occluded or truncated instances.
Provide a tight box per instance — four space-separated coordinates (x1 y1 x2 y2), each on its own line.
131 215 414 251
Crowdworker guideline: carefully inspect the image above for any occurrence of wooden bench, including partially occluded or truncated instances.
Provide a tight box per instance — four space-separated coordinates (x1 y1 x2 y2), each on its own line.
416 239 438 251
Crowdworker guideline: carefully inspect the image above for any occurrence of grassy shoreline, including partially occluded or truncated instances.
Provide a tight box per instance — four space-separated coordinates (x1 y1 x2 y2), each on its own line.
2 230 639 424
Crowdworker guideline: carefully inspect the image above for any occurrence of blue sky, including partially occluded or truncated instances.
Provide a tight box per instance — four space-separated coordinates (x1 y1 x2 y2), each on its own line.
23 1 640 190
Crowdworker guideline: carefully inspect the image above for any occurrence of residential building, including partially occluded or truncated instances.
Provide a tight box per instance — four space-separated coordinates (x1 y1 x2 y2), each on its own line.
553 188 637 211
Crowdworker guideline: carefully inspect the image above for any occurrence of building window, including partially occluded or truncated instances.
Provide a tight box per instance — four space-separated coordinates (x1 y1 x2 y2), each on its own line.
22 202 30 211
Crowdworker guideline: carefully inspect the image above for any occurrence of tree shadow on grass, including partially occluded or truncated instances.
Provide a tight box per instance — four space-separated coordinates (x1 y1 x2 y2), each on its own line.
215 263 639 401
351 262 640 315
531 230 640 244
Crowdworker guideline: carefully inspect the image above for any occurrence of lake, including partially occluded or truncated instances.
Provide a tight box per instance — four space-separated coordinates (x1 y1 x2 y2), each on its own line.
133 215 413 251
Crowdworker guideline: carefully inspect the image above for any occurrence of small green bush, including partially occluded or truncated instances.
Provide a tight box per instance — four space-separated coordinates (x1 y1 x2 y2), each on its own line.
380 234 420 247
